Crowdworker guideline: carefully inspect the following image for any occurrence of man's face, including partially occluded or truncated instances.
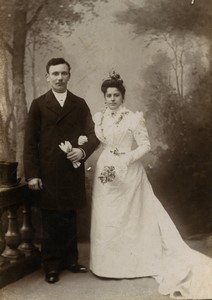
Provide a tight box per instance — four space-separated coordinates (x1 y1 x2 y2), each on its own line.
46 64 70 93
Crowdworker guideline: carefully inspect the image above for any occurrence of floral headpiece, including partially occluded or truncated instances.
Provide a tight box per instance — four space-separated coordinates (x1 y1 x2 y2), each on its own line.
105 70 123 82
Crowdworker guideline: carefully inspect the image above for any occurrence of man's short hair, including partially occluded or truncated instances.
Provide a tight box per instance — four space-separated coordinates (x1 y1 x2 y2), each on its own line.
46 58 71 73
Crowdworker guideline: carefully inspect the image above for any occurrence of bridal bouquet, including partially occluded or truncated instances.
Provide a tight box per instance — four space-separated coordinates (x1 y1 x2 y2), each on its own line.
59 136 88 168
98 162 128 184
98 166 116 184
98 153 130 185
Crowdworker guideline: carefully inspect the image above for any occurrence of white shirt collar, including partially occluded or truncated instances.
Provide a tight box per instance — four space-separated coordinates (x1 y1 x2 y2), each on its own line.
52 90 67 107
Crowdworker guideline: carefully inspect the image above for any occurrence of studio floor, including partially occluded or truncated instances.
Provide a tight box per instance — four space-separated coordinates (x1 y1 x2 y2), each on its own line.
1 237 212 300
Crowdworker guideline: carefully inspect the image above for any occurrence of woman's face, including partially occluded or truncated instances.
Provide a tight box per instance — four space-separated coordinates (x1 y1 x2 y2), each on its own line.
104 87 123 111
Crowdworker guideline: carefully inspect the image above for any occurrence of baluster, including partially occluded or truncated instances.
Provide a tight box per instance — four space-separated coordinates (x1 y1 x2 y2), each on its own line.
19 203 37 256
0 209 5 254
1 205 23 263
0 208 9 267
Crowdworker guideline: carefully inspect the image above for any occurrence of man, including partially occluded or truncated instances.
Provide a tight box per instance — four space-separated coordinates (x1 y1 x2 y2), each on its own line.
24 58 99 284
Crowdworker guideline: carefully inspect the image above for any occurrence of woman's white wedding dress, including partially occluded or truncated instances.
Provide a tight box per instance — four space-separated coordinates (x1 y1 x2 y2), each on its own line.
90 105 212 299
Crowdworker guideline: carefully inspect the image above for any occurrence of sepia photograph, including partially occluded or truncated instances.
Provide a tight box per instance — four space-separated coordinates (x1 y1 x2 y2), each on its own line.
0 0 212 299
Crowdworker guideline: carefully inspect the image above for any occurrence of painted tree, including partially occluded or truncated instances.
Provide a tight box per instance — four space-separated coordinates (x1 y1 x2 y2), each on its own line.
25 28 64 100
117 0 212 92
116 0 212 234
0 0 107 175
116 0 212 51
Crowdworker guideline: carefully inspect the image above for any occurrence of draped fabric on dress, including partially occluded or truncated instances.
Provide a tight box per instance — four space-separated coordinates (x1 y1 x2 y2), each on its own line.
90 105 212 299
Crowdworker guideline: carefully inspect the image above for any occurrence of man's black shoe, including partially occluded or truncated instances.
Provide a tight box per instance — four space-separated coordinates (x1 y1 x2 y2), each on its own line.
45 271 59 283
67 263 87 273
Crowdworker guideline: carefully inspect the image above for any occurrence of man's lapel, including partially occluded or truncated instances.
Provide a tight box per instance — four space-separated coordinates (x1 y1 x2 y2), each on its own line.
45 90 62 115
44 90 78 124
56 90 78 123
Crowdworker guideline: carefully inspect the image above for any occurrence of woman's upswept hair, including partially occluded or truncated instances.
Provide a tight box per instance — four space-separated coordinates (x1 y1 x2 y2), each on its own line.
101 71 126 98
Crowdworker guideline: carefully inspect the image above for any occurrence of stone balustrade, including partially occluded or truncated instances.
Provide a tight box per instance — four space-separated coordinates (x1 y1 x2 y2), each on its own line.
0 183 40 288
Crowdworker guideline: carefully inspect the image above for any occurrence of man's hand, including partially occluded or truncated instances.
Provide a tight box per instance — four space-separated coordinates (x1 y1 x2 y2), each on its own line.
67 148 83 163
28 178 43 191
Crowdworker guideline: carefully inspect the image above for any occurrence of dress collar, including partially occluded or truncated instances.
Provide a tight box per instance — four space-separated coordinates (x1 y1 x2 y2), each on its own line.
104 105 125 117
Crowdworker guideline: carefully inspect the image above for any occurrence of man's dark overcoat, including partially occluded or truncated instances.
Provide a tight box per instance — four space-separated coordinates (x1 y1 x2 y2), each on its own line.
24 90 99 210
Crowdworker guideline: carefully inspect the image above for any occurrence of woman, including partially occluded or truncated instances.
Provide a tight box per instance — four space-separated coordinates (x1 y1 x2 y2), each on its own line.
90 71 212 299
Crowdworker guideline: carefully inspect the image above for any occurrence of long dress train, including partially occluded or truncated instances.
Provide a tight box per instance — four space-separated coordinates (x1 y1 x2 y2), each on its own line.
90 106 212 299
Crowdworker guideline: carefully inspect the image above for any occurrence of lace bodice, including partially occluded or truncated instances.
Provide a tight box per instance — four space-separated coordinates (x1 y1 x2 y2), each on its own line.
93 106 150 154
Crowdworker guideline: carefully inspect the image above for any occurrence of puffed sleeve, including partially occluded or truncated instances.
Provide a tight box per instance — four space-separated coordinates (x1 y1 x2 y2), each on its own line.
92 112 102 125
126 111 151 164
114 112 151 182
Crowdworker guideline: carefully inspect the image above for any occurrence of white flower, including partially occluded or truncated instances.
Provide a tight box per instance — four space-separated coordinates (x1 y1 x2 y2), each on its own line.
59 141 81 168
78 135 88 146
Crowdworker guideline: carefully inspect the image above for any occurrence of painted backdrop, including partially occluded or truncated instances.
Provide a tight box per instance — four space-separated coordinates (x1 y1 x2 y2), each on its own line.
0 0 211 240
